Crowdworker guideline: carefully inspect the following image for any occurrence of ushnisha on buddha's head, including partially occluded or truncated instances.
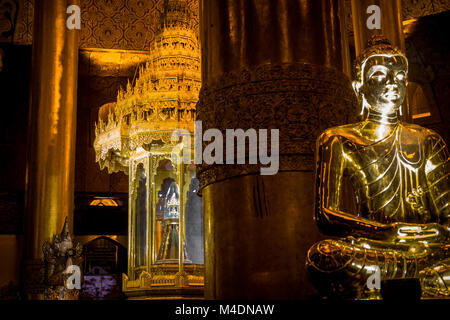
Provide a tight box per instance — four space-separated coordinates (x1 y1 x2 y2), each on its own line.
352 35 408 116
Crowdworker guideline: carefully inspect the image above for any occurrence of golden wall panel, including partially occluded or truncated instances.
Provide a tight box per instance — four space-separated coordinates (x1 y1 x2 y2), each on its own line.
80 0 199 50
2 0 448 48
1 0 199 49
0 0 33 44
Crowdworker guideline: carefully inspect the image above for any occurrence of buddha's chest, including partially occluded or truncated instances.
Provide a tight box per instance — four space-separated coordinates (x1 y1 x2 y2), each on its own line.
346 133 423 170
344 135 432 222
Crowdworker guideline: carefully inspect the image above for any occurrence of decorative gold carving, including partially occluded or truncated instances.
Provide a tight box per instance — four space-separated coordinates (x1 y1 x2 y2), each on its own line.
79 48 152 77
94 0 201 173
196 63 357 189
80 0 199 50
122 264 204 292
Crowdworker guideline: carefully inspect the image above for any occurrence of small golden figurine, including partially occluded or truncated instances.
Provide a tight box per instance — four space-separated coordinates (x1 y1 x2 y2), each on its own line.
307 35 449 299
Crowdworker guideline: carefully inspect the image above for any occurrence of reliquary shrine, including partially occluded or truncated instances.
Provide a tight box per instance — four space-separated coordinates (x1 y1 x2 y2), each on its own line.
94 1 204 299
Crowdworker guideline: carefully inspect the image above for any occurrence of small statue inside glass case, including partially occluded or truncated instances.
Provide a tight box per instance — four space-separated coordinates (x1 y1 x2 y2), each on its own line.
307 35 450 299
157 181 190 264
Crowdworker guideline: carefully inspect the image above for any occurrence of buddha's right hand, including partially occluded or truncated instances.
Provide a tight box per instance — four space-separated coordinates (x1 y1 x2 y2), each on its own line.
387 222 450 244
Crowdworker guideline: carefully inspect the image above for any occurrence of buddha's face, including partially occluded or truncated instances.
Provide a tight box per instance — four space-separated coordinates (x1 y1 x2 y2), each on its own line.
357 55 407 114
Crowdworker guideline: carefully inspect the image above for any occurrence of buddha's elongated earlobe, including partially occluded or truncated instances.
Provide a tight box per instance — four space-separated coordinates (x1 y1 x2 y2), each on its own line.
352 81 360 96
398 104 403 116
360 96 371 116
352 81 365 115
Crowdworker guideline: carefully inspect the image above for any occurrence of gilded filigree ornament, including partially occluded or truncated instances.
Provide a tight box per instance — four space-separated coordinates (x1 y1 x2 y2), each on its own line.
94 0 201 174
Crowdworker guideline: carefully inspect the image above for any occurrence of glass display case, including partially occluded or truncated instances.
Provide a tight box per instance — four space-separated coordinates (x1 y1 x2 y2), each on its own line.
93 0 204 298
125 147 204 298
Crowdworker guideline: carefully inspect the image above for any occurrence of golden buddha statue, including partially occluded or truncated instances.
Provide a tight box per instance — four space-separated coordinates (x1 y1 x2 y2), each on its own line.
307 36 449 299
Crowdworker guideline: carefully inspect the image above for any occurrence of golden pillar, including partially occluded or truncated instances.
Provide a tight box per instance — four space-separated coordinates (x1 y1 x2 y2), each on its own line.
23 0 80 299
351 0 404 54
198 0 356 299
350 0 409 119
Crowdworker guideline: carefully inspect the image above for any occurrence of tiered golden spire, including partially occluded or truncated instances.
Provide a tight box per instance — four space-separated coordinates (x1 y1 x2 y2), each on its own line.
94 0 201 173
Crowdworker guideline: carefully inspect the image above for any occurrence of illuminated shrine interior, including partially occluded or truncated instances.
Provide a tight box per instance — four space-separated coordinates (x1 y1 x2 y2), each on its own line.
0 0 449 301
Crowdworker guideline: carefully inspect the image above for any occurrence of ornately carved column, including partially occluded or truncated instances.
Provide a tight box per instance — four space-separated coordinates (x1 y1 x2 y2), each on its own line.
23 0 80 299
198 0 356 299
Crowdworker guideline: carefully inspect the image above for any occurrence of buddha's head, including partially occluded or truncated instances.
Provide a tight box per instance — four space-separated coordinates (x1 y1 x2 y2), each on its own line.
352 35 408 115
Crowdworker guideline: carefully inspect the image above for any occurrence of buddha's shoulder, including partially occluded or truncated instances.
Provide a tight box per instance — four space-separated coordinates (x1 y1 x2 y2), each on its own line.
317 122 365 144
317 122 446 146
398 122 445 144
